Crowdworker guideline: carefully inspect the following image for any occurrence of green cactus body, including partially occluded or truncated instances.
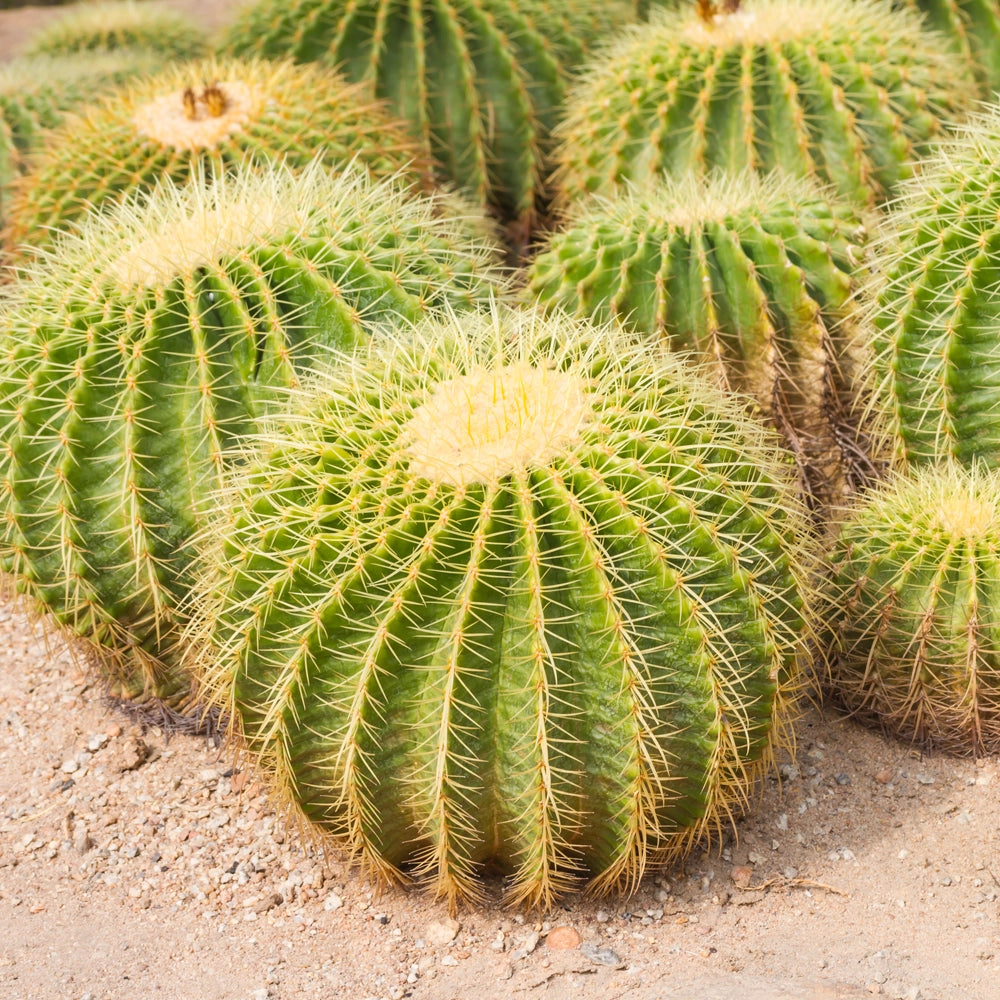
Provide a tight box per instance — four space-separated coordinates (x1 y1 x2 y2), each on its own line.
223 0 633 236
895 1 1000 98
0 162 506 706
25 1 207 60
3 57 430 255
553 0 971 209
189 306 809 908
822 463 1000 755
870 107 1000 469
526 172 875 507
0 51 159 219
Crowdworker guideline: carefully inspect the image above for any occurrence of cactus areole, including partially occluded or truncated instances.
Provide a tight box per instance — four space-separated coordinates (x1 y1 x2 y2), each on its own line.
192 307 809 909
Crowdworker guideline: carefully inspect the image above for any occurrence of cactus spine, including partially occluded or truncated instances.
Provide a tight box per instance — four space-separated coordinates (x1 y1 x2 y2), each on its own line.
223 0 633 238
526 171 875 507
3 57 429 255
0 162 507 706
822 463 1000 755
188 305 810 909
553 0 971 209
870 106 1000 470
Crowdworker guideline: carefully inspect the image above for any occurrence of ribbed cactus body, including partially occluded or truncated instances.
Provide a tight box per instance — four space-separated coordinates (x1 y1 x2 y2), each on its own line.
526 172 874 506
553 0 970 208
25 1 207 59
0 51 155 219
3 58 429 255
190 306 809 908
871 107 1000 469
823 463 1000 755
0 163 506 705
896 1 1000 98
223 0 632 235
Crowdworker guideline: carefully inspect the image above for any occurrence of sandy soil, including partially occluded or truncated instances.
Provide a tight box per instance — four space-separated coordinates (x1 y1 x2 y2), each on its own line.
1 3 998 999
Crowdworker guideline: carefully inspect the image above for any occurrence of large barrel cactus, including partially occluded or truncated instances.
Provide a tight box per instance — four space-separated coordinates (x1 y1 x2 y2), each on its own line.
222 0 634 239
553 0 971 209
822 462 1000 755
526 171 875 508
188 305 811 909
0 162 506 707
2 57 429 255
24 0 207 60
870 106 1000 470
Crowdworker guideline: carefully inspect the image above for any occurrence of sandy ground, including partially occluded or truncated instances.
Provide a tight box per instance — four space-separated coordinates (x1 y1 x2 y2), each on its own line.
1 2 998 999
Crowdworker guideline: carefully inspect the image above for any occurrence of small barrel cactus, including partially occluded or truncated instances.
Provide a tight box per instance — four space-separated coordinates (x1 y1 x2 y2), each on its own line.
822 462 1000 755
870 105 1000 470
895 1 1000 99
553 0 971 209
0 50 158 219
188 305 811 909
526 171 876 507
222 0 634 240
24 0 207 60
0 161 507 707
2 57 429 255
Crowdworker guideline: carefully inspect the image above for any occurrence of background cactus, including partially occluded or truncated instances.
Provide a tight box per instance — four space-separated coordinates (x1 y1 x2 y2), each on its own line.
552 0 971 209
526 171 878 508
0 50 157 221
895 1 1000 99
0 161 507 707
821 462 1000 756
222 0 634 242
188 305 810 909
24 0 207 60
2 57 430 255
870 106 1000 470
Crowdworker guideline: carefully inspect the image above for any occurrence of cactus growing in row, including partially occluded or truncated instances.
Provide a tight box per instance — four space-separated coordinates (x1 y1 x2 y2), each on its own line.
553 0 971 210
869 105 1000 470
188 305 811 909
24 0 207 60
2 57 430 255
0 50 158 219
0 161 507 706
526 171 876 508
222 0 634 241
822 462 1000 755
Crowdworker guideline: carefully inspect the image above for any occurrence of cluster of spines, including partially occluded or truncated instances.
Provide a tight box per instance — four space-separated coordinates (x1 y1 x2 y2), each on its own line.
2 57 430 255
552 0 971 209
188 307 810 909
222 0 633 237
0 161 507 703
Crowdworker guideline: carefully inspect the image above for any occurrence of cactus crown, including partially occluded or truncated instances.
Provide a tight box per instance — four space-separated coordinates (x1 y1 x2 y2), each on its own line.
189 305 810 909
553 0 970 208
3 57 430 254
867 104 1000 469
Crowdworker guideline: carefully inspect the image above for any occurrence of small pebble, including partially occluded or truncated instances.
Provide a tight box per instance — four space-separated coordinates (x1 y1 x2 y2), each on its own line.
546 926 581 950
425 918 460 946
